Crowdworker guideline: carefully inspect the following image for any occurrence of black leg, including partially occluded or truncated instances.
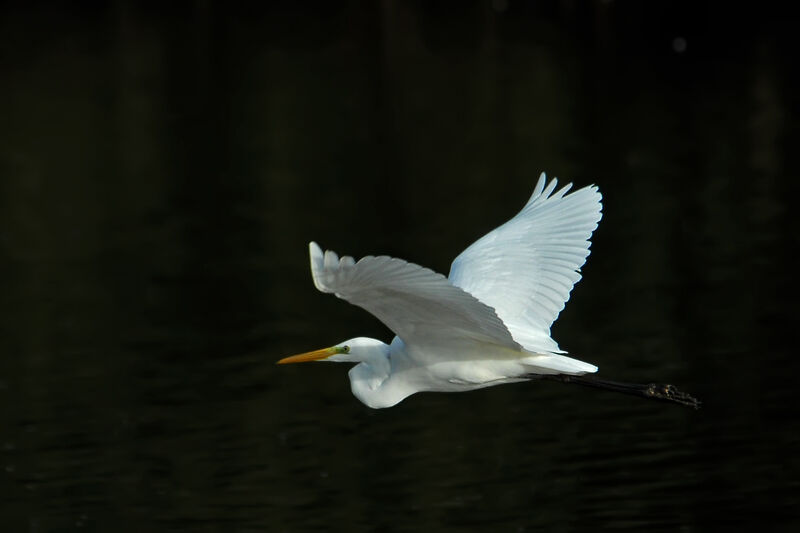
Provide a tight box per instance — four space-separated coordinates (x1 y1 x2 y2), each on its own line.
533 374 701 409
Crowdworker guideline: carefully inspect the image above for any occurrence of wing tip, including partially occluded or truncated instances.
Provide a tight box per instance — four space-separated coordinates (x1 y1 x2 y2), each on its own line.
529 172 587 206
309 241 329 292
533 172 603 196
528 173 603 224
527 172 548 205
309 241 358 292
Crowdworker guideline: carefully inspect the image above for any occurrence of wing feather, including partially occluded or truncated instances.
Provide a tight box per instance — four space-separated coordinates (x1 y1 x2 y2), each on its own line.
309 242 521 355
448 172 602 354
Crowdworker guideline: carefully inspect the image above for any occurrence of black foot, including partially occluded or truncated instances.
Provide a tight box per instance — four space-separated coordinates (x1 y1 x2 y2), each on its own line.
644 383 702 409
535 374 702 409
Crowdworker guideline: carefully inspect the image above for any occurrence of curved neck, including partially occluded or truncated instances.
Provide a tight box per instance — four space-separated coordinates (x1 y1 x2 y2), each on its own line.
347 344 410 409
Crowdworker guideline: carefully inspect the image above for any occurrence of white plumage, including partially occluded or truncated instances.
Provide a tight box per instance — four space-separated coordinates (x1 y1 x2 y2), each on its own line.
279 172 603 408
449 175 602 354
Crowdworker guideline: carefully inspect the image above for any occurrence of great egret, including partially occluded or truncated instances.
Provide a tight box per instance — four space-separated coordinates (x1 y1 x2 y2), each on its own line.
278 173 699 409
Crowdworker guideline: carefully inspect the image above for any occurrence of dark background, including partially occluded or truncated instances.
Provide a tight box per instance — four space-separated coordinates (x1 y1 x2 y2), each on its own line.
1 1 798 531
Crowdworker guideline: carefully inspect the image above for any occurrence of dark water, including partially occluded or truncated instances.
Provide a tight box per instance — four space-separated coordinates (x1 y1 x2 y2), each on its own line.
1 2 798 531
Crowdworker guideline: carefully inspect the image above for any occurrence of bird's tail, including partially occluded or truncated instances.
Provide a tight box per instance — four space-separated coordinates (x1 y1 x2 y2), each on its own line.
521 353 598 375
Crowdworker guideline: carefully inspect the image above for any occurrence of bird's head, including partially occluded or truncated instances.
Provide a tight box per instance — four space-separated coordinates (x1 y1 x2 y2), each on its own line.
277 337 388 365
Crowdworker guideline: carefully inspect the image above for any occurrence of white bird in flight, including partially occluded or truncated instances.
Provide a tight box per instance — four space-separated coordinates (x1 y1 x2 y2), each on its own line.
278 173 699 409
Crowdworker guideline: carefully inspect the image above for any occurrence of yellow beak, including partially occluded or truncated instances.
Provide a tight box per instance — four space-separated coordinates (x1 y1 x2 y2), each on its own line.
277 347 338 364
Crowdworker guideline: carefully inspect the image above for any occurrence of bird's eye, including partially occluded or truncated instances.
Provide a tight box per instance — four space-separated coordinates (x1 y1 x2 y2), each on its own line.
342 345 350 353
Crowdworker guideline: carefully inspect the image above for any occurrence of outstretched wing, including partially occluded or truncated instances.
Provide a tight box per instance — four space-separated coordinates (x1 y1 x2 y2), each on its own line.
308 242 521 356
448 173 602 354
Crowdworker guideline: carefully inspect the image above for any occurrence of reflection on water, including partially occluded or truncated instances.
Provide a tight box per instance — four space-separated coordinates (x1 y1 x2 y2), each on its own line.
1 2 798 531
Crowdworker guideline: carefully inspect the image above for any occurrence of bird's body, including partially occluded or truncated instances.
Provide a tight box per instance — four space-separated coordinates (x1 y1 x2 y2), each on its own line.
279 173 700 409
344 337 535 409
